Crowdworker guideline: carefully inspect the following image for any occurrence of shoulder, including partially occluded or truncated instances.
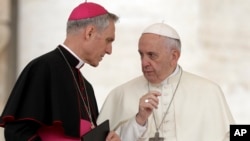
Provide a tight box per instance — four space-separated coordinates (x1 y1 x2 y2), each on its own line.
107 75 146 97
114 75 146 89
29 49 60 67
182 70 221 89
180 70 225 99
18 49 60 77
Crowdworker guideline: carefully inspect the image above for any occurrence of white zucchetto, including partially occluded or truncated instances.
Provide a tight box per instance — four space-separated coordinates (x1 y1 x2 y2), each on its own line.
142 23 180 39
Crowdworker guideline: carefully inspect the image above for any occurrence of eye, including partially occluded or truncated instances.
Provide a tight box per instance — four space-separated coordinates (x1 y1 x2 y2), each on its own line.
138 51 143 58
148 52 158 60
106 38 114 43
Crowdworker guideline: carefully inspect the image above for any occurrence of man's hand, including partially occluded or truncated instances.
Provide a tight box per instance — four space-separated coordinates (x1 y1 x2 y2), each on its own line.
136 91 161 126
106 131 121 141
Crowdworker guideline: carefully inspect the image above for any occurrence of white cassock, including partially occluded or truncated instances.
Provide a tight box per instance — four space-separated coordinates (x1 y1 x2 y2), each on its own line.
97 66 235 141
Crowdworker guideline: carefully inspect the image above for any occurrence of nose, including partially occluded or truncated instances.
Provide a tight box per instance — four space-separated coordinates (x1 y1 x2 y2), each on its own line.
141 56 150 67
106 45 112 55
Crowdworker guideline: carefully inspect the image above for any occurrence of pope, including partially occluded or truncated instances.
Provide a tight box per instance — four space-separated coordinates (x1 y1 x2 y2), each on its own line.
97 23 235 141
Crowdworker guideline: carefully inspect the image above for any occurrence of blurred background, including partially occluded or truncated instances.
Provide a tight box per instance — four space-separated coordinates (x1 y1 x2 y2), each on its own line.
1 0 250 139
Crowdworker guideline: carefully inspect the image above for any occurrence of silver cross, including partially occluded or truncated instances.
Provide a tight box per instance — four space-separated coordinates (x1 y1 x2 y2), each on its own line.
149 132 164 141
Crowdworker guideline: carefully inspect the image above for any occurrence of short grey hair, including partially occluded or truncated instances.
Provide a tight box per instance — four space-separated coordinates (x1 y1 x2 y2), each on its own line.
66 12 119 34
164 37 181 52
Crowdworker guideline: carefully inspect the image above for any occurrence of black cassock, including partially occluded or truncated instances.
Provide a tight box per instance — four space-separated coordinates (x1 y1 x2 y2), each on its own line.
0 45 99 140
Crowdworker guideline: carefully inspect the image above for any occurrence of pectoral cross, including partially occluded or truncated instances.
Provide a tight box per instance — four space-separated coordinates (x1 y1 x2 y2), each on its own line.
149 132 164 141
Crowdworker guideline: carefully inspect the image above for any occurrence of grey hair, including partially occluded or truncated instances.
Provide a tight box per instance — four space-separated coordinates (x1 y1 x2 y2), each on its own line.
164 37 181 52
66 12 119 34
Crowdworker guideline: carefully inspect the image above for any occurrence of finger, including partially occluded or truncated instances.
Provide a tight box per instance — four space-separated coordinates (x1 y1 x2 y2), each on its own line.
146 96 159 104
150 90 162 96
144 100 159 110
140 95 160 110
139 101 154 114
146 93 160 104
145 98 159 109
106 132 114 140
106 131 120 141
141 92 160 102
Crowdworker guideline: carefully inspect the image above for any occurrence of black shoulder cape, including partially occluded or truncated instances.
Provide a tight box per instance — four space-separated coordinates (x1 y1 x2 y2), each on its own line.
0 46 99 138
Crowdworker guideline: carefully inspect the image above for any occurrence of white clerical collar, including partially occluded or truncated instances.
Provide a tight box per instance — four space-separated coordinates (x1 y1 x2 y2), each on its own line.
149 66 180 87
60 44 84 69
169 65 179 78
161 65 180 85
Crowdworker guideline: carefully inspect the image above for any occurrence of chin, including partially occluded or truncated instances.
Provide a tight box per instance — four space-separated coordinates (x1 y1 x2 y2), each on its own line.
144 75 152 81
144 75 157 83
89 62 99 67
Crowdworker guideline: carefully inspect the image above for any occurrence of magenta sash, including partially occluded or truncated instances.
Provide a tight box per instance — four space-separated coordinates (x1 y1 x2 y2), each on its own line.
37 119 92 141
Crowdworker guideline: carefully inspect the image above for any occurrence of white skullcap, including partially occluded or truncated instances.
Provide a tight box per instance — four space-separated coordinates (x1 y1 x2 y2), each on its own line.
142 23 180 39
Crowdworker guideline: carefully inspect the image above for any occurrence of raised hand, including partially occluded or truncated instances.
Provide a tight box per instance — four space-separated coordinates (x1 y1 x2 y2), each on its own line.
136 91 161 126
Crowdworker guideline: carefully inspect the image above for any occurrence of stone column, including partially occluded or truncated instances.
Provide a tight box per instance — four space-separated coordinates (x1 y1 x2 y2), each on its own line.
0 0 10 109
0 0 17 140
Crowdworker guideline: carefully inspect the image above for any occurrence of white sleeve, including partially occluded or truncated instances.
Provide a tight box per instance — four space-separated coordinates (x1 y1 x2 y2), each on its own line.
115 116 147 141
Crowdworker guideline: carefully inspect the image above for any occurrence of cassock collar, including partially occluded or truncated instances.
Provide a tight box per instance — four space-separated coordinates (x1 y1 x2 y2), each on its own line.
162 65 182 85
150 65 180 87
60 44 84 69
162 65 180 85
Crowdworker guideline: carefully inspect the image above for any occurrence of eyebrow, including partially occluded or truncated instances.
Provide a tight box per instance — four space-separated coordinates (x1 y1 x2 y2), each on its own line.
106 37 115 42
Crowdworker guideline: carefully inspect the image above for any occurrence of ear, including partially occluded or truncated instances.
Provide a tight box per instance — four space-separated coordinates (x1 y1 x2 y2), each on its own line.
171 49 180 65
84 25 95 40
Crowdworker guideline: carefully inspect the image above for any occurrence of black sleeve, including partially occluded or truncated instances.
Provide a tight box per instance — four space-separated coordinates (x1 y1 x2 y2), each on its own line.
4 120 41 141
